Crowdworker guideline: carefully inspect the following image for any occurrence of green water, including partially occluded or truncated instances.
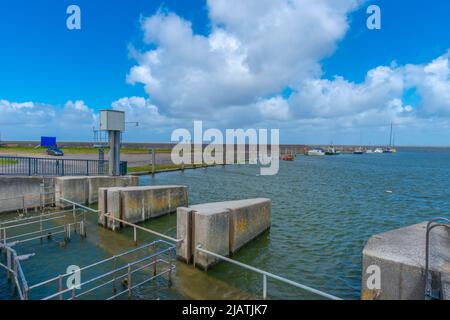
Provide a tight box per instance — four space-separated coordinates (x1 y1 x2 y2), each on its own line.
139 149 450 300
2 149 450 300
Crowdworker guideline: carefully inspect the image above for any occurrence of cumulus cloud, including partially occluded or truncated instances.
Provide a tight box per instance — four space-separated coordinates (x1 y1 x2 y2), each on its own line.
0 100 96 140
127 0 359 119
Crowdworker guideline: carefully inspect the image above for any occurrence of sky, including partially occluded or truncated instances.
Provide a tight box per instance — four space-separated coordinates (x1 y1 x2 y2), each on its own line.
1 0 450 145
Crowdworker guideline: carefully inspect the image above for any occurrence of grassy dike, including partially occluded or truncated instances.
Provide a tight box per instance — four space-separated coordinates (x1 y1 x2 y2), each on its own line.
128 163 219 175
0 146 172 155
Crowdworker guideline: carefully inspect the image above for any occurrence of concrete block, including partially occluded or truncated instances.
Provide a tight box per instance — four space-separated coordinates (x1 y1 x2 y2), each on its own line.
98 187 123 230
177 198 271 269
228 199 271 253
119 185 188 224
98 185 188 230
87 175 139 204
176 207 194 263
362 222 450 300
193 207 230 270
0 176 51 213
55 176 89 207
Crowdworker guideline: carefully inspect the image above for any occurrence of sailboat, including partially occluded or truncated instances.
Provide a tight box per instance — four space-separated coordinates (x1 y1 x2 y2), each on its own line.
384 123 397 153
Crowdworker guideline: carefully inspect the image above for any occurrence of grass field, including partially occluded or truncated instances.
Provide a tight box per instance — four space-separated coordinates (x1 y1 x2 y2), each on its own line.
127 163 209 173
0 146 172 155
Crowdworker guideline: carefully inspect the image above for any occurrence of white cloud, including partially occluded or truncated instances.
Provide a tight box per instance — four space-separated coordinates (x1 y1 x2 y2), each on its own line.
0 100 95 140
127 0 359 119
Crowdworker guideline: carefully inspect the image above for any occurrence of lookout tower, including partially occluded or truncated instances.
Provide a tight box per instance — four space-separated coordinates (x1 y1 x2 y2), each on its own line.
100 110 125 176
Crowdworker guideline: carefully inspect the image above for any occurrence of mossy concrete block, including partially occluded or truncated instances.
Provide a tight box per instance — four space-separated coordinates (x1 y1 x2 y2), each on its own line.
98 185 188 230
87 176 139 204
176 207 194 263
177 198 272 269
193 206 230 270
228 198 271 253
55 176 89 206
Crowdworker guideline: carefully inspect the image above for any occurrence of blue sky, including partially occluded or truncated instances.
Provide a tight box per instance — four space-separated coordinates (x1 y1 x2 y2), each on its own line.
1 0 450 145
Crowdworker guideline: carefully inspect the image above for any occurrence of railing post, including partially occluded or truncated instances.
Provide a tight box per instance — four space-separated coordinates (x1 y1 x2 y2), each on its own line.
112 257 117 294
133 226 137 246
24 286 29 300
6 249 11 282
13 258 18 292
152 148 156 176
72 204 77 233
263 274 267 300
28 158 31 176
168 248 173 287
127 264 132 298
39 215 43 244
153 256 157 276
58 275 63 300
86 160 89 176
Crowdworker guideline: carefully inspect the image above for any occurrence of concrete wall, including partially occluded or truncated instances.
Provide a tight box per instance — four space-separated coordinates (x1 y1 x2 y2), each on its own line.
0 176 54 213
88 176 138 204
177 198 271 269
98 185 188 230
56 175 139 207
362 222 450 300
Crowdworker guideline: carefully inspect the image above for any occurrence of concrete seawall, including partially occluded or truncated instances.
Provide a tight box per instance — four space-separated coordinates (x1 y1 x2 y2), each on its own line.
177 198 271 269
55 176 139 206
362 222 450 300
98 185 188 230
0 176 55 213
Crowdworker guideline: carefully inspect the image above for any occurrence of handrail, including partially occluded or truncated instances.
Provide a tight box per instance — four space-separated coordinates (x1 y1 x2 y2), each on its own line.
104 213 183 244
424 217 450 300
59 198 99 213
196 245 342 300
28 240 172 290
33 239 175 300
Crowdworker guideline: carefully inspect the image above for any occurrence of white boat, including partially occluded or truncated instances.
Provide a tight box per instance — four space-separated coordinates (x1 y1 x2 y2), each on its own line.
307 148 325 156
366 149 374 154
374 148 384 154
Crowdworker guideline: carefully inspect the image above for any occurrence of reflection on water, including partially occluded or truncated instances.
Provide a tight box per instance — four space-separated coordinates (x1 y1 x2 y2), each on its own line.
2 149 450 300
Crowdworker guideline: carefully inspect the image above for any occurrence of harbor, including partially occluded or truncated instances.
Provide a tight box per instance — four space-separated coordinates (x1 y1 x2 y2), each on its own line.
1 146 449 300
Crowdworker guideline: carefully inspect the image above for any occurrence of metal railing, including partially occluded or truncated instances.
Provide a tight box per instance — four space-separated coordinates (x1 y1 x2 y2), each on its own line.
1 199 177 300
0 155 127 176
0 244 29 300
195 245 342 300
425 217 450 300
0 207 88 300
30 240 176 300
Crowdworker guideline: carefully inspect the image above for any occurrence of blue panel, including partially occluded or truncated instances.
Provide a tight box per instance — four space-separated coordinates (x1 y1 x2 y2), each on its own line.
41 136 57 147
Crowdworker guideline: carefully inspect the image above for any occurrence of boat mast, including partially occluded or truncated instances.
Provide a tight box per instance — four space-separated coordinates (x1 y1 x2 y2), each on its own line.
389 122 393 147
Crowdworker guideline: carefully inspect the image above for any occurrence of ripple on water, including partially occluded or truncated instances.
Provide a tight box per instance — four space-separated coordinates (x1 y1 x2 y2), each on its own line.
138 150 450 300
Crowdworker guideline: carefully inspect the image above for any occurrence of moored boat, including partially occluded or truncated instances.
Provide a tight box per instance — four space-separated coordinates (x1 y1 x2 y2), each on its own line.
307 148 325 156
